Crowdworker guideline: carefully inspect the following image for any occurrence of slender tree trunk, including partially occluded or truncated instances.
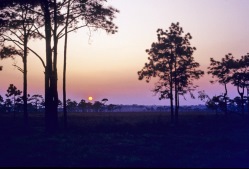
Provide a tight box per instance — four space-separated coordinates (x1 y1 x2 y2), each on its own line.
169 49 174 124
23 34 28 127
174 59 178 124
237 86 245 115
176 87 180 123
174 88 178 124
51 0 59 131
177 91 179 109
63 0 70 129
241 92 245 115
170 68 174 124
224 83 228 115
13 95 16 119
247 86 249 115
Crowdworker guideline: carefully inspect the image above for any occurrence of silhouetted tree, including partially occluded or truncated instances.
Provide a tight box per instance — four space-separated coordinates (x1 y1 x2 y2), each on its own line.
0 95 3 104
101 98 108 111
198 90 227 115
78 99 86 112
4 98 12 113
138 22 204 124
66 99 78 112
29 94 43 112
5 84 22 118
198 90 211 102
93 101 103 112
205 96 221 115
230 96 244 114
0 0 43 126
32 0 57 133
62 0 70 129
107 104 118 112
247 92 249 115
0 94 4 112
102 98 108 104
85 102 93 112
208 53 234 115
40 99 45 110
230 54 249 115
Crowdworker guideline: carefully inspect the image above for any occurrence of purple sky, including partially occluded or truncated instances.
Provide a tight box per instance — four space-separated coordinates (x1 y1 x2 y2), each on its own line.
1 0 249 105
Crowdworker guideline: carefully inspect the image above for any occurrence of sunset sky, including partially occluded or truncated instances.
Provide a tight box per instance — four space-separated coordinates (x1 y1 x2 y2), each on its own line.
1 0 249 106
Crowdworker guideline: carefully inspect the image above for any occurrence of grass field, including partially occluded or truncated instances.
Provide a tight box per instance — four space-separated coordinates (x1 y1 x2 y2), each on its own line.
0 111 249 167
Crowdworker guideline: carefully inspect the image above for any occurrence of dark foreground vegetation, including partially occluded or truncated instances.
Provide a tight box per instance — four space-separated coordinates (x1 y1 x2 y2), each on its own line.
0 111 249 167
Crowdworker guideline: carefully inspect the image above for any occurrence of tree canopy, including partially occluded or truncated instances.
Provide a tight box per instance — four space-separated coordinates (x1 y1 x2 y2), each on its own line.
138 22 204 123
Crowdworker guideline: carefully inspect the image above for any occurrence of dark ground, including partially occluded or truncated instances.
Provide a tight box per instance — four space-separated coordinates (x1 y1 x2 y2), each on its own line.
0 111 249 167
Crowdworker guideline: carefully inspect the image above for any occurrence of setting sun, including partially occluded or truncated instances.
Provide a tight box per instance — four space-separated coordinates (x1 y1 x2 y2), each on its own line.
88 96 93 101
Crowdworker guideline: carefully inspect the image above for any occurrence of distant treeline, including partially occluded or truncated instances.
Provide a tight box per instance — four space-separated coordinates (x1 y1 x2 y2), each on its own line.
0 84 122 114
0 84 248 115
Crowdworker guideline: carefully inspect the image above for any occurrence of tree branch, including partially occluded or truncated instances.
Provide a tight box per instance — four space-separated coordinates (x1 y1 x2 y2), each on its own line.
13 63 24 73
27 46 45 68
58 24 88 39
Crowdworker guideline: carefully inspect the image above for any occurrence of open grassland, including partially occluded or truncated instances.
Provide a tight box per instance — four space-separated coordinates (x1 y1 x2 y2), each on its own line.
0 111 249 167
